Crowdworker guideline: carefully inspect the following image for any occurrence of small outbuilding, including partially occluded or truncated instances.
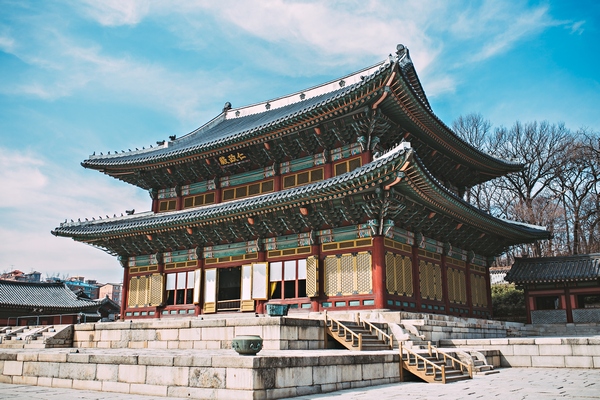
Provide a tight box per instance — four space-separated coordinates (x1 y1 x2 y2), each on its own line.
506 254 600 324
0 280 109 325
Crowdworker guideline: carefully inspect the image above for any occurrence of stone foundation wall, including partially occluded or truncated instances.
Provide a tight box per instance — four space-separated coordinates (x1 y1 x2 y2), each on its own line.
441 337 600 369
0 349 400 400
73 317 325 351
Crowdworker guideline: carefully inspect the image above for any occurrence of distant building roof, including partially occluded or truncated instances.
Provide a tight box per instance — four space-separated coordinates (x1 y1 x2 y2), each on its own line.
0 280 102 317
506 254 600 284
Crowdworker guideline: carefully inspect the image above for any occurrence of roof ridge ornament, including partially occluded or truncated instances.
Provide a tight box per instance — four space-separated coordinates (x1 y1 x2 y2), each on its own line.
396 43 410 66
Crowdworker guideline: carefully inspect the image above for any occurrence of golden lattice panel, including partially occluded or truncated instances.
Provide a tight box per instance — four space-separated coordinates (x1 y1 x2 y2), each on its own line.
340 254 354 295
433 263 442 300
471 274 488 307
402 256 413 296
385 253 396 293
128 277 138 308
306 255 319 297
356 252 372 294
149 273 164 306
447 268 456 303
458 270 466 304
324 256 338 296
394 256 403 293
138 275 149 306
419 260 427 299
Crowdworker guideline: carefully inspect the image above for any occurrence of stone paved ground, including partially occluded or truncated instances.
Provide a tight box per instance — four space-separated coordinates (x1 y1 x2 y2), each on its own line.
283 368 600 400
0 368 598 399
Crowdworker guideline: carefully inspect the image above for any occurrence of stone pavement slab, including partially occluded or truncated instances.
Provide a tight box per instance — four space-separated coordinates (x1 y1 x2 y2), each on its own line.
0 383 190 400
0 368 598 399
282 368 600 400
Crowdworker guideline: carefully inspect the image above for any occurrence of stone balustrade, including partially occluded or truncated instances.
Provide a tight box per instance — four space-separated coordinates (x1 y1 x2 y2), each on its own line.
441 337 600 369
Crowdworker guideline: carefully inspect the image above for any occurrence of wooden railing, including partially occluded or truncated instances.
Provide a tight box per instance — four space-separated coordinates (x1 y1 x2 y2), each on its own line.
427 342 473 378
325 314 363 350
358 314 393 348
399 341 473 383
399 342 447 383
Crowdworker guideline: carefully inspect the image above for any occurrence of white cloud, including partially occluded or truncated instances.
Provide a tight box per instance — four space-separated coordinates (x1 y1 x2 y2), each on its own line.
0 147 148 283
78 0 150 26
0 34 15 53
569 20 585 35
1 29 230 122
2 1 573 124
449 2 557 63
199 0 442 72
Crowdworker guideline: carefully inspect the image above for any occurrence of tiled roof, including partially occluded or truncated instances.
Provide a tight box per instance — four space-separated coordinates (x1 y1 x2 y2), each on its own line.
81 45 520 178
56 142 413 237
0 280 102 311
506 254 600 284
82 61 390 169
53 142 549 256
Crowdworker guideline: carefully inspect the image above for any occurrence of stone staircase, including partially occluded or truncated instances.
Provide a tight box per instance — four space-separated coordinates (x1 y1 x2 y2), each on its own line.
324 314 393 351
399 342 473 384
0 325 73 348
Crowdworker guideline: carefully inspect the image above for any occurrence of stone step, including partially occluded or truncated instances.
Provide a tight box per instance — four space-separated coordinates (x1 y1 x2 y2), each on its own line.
437 374 471 383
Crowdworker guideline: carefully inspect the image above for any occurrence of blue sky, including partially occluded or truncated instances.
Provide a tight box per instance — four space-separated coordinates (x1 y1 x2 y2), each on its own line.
1 1 598 285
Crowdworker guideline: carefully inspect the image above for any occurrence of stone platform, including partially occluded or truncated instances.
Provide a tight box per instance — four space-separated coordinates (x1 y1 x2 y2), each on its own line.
72 316 324 351
0 348 400 400
441 336 600 369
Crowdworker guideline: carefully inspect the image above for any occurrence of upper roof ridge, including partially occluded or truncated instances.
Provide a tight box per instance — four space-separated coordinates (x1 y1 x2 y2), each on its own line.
86 46 411 161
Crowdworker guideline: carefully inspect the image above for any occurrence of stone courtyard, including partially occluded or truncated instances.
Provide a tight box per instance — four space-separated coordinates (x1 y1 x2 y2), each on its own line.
1 368 599 400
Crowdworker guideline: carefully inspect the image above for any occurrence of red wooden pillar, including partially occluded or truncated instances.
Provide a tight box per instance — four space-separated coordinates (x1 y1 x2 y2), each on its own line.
361 150 372 166
465 262 473 316
485 265 493 318
564 285 573 323
273 166 281 192
120 263 129 320
412 245 422 311
526 289 534 324
441 255 451 314
195 256 204 316
311 244 322 312
155 259 165 318
371 236 386 309
323 159 333 180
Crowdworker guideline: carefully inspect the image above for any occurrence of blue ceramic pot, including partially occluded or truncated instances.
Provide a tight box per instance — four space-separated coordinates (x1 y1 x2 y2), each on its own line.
232 335 263 355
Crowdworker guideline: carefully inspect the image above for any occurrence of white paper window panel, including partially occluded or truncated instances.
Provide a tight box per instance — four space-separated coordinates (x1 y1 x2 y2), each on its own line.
252 263 268 299
284 260 296 281
241 265 252 301
270 262 282 282
193 270 201 300
204 269 217 303
177 271 187 289
187 271 195 289
166 273 176 291
298 259 307 280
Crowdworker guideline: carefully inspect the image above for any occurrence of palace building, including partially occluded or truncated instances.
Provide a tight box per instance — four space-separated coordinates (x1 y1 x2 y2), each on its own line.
52 45 550 320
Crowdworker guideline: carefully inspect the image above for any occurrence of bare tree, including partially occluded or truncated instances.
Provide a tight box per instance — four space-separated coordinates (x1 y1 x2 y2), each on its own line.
453 115 600 257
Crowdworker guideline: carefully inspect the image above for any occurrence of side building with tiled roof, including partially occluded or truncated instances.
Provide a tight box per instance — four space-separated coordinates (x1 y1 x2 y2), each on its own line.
0 280 109 325
506 254 600 324
52 44 550 320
